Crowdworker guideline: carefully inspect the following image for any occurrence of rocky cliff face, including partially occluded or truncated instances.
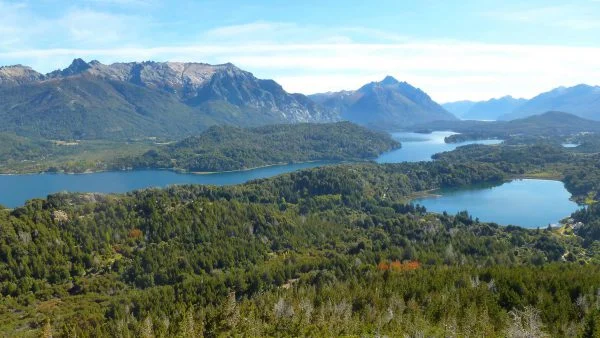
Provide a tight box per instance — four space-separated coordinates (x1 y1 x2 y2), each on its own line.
0 65 46 87
0 59 338 139
41 59 337 123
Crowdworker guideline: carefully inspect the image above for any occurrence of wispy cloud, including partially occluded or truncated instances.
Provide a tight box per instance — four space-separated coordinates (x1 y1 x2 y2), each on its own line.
204 21 298 38
58 9 149 45
483 4 600 30
1 2 600 102
202 21 408 44
0 0 151 50
2 41 599 101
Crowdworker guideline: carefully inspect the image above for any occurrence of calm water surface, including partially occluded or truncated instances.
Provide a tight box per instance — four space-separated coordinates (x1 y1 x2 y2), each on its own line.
0 132 500 208
376 131 502 163
412 179 580 228
0 162 328 208
0 132 576 226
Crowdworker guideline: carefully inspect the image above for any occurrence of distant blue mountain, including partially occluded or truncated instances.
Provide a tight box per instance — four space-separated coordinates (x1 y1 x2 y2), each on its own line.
310 76 456 130
441 100 476 117
500 84 600 121
443 96 526 120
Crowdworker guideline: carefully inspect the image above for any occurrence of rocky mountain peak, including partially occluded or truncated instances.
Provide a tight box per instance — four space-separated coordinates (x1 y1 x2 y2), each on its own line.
47 58 92 78
380 75 400 86
0 64 45 86
0 58 339 137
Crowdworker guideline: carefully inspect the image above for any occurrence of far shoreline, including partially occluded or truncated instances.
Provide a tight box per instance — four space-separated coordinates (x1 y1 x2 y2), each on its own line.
0 159 349 177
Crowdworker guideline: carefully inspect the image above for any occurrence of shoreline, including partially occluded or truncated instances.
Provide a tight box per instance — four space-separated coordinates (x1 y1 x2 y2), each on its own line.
511 173 564 181
0 159 346 176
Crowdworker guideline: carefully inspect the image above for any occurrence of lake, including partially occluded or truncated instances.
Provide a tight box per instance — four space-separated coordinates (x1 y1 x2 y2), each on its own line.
376 131 502 163
0 162 329 208
0 132 500 208
412 179 580 228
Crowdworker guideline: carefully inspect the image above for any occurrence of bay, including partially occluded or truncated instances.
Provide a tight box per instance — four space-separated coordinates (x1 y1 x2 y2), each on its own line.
412 179 580 228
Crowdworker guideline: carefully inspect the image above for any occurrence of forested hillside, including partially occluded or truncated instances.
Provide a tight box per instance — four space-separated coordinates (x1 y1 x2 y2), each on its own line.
3 149 600 336
416 111 600 144
0 122 398 174
117 122 400 172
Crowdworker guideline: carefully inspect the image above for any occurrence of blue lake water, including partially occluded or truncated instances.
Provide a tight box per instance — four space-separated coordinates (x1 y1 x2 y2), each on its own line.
0 132 499 208
0 162 329 208
0 131 578 227
376 131 502 163
412 179 580 228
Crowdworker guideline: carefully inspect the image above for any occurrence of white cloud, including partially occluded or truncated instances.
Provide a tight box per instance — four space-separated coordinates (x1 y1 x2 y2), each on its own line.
1 9 600 102
2 41 600 102
201 21 408 45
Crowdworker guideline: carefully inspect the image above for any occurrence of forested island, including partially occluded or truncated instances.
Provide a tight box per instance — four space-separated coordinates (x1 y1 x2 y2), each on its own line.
414 111 600 144
115 122 400 172
3 138 600 336
0 122 398 174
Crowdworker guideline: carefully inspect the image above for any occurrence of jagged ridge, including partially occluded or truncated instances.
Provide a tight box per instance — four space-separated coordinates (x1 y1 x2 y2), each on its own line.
0 59 338 139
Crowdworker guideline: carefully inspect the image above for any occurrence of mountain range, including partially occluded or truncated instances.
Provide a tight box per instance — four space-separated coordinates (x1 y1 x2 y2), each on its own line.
0 59 338 139
0 60 460 139
444 84 600 121
310 76 457 130
2 58 600 140
417 111 600 144
499 84 600 121
443 96 527 120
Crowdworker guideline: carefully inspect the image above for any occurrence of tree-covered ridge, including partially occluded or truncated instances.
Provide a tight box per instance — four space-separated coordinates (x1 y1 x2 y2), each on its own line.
0 132 53 162
432 142 600 200
0 122 398 174
2 155 600 336
117 122 400 172
415 111 600 144
0 132 155 174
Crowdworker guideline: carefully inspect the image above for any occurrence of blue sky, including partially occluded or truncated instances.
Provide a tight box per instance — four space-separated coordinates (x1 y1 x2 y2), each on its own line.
1 0 600 101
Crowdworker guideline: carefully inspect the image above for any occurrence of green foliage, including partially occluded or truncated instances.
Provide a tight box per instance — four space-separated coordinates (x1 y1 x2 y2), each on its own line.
0 159 596 336
117 122 400 172
0 76 212 140
433 143 573 175
419 111 600 144
0 122 398 174
0 133 154 174
3 133 600 336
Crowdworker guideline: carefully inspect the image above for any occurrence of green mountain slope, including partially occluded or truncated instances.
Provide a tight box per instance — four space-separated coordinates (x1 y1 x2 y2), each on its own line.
416 111 600 143
0 60 338 140
119 122 400 172
0 75 212 139
2 151 600 336
310 76 456 130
